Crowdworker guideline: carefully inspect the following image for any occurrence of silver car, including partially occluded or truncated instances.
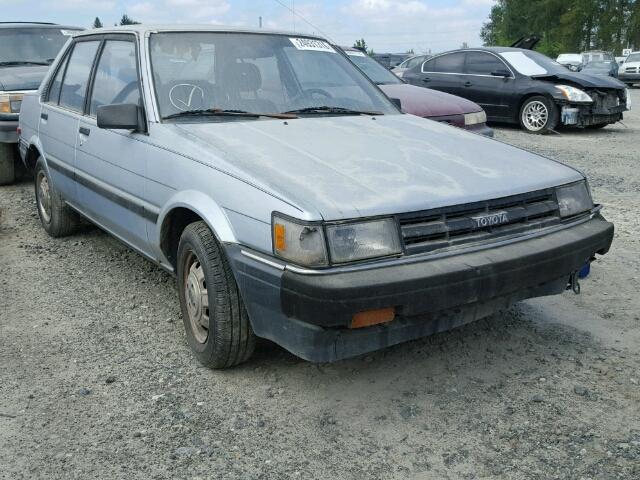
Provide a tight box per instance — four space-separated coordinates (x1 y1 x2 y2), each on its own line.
19 26 614 368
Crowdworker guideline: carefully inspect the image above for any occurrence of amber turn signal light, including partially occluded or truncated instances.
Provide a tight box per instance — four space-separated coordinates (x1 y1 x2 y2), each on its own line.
350 307 395 329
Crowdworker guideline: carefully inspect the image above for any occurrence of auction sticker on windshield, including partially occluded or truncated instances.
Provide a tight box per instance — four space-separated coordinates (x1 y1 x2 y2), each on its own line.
289 38 335 53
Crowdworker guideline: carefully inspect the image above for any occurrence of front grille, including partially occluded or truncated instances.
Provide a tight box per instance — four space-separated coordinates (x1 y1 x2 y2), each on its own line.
625 66 639 73
398 188 561 255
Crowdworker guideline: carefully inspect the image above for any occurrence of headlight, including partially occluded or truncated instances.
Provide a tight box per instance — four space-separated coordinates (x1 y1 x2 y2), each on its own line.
272 215 402 266
326 218 401 264
272 215 328 267
0 92 24 114
556 181 593 218
556 85 593 103
464 110 486 126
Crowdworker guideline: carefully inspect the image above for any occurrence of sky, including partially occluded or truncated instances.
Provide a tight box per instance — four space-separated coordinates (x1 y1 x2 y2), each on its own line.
1 0 496 54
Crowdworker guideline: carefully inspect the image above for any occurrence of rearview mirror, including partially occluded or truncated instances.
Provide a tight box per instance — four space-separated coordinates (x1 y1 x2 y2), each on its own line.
491 69 511 77
97 104 146 132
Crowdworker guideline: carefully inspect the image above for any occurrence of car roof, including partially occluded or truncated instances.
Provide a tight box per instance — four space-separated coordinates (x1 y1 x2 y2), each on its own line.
73 24 325 39
0 22 82 30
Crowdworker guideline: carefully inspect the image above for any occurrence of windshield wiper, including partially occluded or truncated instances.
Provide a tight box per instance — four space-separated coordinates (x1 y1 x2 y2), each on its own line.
283 106 382 116
0 61 51 67
163 108 297 121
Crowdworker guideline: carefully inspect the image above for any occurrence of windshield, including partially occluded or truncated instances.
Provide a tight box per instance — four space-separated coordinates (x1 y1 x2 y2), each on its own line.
501 50 568 76
626 53 640 63
0 28 76 65
557 54 581 63
150 32 398 120
345 51 402 85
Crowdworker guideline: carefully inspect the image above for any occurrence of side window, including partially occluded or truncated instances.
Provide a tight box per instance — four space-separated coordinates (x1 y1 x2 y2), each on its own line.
59 41 100 112
465 52 509 75
89 40 140 116
47 53 70 104
423 53 465 73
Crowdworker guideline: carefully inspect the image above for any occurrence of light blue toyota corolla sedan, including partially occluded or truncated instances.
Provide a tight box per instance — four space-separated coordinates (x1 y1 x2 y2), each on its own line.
18 26 614 368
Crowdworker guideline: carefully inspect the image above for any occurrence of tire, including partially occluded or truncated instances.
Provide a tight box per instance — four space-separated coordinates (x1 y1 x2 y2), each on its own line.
177 221 256 368
34 158 79 237
519 96 559 134
0 143 16 186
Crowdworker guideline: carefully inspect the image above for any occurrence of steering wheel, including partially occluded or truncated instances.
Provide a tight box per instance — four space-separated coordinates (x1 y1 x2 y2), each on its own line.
290 88 333 105
168 83 206 111
112 81 139 104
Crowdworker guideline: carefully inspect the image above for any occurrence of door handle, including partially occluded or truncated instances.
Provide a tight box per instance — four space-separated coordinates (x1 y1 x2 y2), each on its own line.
40 113 48 120
79 127 91 136
422 76 431 82
464 81 473 87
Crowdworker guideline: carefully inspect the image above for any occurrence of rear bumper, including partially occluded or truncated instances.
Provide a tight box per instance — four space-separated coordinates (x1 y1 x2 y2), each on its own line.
229 214 613 362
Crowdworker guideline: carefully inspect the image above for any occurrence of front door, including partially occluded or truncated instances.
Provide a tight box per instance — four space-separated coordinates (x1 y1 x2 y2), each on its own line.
461 51 516 121
75 35 152 253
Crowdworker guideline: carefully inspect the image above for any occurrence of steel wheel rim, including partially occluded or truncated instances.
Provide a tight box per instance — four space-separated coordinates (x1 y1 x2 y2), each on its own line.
183 250 210 344
522 100 549 131
37 171 52 223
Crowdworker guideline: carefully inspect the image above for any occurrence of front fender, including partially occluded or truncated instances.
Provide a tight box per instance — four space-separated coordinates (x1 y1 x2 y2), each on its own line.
153 190 237 262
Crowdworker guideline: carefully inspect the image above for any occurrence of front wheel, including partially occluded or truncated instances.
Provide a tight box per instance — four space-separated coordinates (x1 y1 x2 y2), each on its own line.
0 143 16 185
519 96 558 134
177 221 256 368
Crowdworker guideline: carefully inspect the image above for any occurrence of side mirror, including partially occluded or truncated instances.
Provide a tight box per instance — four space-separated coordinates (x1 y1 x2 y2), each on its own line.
97 103 146 132
491 69 511 78
390 97 402 110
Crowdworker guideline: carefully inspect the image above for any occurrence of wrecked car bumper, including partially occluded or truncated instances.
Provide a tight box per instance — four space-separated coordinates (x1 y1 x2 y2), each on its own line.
228 213 613 363
560 104 625 127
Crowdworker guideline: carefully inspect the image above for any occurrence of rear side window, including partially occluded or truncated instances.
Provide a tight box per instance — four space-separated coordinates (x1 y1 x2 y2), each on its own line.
59 41 100 112
89 40 140 116
465 52 508 75
423 52 465 73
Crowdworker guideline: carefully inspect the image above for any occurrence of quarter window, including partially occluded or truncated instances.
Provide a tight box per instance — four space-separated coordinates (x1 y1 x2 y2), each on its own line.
59 41 100 112
465 52 508 75
47 53 70 104
89 40 140 116
423 52 465 73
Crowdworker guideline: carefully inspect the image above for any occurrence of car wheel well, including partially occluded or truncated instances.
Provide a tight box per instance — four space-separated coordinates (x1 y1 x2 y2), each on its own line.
25 145 40 171
161 208 204 269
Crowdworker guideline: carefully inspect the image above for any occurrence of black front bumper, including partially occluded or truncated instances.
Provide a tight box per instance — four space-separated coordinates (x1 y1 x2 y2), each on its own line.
231 214 613 362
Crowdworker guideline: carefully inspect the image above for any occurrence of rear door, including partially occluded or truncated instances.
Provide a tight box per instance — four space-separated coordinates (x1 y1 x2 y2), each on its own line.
405 52 466 97
461 51 516 120
39 39 100 202
75 34 153 253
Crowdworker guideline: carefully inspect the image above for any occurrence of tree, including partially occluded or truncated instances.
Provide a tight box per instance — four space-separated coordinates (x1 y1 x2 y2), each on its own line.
481 0 639 56
353 38 368 51
93 17 103 28
119 14 140 26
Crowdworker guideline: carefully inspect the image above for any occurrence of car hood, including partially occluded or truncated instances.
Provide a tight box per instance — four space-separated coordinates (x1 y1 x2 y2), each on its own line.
171 114 582 220
0 65 49 91
532 71 624 88
378 83 482 118
623 61 640 68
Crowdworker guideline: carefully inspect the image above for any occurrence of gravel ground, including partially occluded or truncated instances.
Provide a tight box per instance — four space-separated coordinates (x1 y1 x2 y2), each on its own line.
1 92 639 480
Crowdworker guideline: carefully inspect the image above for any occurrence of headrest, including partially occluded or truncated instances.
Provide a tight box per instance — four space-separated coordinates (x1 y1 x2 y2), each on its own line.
225 62 262 92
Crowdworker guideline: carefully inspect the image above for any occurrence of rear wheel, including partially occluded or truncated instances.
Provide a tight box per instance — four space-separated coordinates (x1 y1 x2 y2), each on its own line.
34 158 79 237
177 221 256 369
0 143 16 185
519 96 558 134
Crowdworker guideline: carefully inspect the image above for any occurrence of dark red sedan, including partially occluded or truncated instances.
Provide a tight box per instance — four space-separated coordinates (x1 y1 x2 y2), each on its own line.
342 47 493 137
